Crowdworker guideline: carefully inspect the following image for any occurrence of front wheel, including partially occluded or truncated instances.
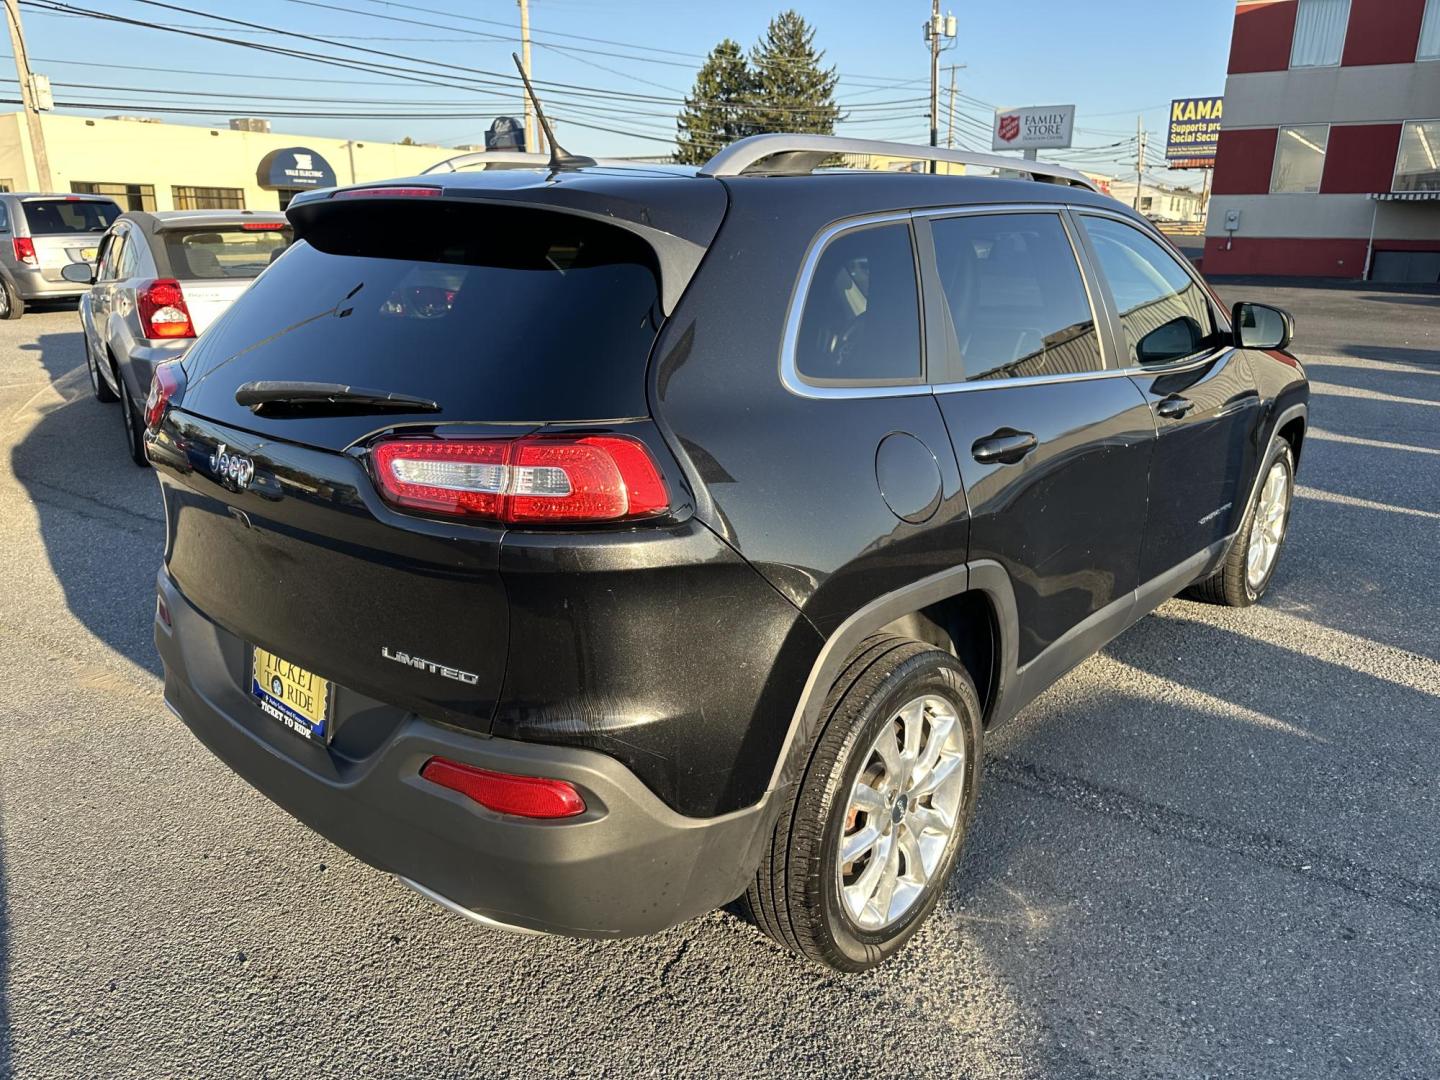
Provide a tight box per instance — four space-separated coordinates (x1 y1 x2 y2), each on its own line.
1186 439 1295 606
86 332 119 403
737 635 983 971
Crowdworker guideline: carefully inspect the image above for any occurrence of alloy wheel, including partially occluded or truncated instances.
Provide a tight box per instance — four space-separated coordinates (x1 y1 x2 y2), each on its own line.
837 693 967 932
1246 460 1290 591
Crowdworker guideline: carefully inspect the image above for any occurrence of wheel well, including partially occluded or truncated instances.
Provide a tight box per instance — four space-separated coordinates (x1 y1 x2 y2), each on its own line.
877 590 999 724
1278 415 1305 467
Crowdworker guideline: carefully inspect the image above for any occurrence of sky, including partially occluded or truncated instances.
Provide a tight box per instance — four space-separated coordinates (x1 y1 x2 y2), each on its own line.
5 0 1236 187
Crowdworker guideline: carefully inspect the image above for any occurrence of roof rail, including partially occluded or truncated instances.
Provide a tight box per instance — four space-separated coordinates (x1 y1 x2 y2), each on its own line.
422 151 552 174
699 134 1098 191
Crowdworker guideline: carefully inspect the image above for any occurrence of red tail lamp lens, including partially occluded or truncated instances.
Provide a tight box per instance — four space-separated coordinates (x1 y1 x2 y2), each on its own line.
145 359 185 430
12 237 36 265
371 434 669 524
420 757 586 819
137 278 196 339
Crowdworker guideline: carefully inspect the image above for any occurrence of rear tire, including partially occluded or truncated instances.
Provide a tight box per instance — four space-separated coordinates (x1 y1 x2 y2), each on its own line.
737 634 983 971
118 373 150 468
1185 439 1294 607
0 277 22 320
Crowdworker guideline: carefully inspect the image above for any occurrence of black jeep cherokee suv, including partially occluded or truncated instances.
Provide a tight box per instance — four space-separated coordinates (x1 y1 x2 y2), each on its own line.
148 135 1308 971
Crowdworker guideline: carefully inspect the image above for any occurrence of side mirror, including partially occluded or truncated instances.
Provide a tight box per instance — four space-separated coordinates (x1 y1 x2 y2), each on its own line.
1232 301 1294 351
61 262 95 285
1137 315 1205 365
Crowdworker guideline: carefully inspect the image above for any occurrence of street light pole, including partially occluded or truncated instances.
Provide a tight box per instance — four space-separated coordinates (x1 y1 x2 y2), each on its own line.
928 0 941 153
518 0 544 156
3 0 52 191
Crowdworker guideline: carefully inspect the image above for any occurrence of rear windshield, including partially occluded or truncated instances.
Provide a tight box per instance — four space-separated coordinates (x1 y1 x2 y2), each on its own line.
162 227 292 280
179 204 663 443
22 199 120 235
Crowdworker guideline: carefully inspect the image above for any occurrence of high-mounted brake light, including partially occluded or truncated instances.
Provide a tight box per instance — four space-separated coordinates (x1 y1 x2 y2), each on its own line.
240 221 287 231
137 278 196 340
145 359 185 431
371 434 669 525
333 186 442 200
12 237 36 266
420 757 586 819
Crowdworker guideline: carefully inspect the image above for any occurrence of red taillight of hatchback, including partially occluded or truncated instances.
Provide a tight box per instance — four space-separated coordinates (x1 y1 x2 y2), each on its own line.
12 237 36 266
137 278 196 339
145 359 185 430
371 434 669 525
420 757 586 819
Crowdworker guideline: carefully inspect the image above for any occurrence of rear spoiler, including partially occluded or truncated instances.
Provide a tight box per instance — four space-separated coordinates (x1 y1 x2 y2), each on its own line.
286 183 721 315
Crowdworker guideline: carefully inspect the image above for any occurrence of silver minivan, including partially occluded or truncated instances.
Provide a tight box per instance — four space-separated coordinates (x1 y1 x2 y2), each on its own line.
67 209 292 464
0 192 122 317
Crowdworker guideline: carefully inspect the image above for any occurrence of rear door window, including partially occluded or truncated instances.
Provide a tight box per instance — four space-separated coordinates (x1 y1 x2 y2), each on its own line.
163 227 292 280
1078 215 1218 365
929 212 1104 381
178 205 664 447
21 199 120 235
794 222 923 384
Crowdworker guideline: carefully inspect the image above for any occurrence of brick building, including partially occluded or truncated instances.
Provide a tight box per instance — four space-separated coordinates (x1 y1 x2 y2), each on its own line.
1204 0 1440 281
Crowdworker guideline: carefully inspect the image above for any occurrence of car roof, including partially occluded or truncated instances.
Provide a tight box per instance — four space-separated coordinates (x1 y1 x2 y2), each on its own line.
3 192 120 202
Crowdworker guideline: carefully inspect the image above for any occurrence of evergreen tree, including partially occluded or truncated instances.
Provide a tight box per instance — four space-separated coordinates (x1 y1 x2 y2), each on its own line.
745 10 841 136
675 39 754 165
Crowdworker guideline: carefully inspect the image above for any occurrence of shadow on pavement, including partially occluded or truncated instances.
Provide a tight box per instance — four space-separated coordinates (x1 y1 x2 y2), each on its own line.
9 332 166 677
1337 344 1440 367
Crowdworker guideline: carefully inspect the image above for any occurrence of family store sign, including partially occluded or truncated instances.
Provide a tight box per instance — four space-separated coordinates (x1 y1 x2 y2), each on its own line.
991 105 1075 151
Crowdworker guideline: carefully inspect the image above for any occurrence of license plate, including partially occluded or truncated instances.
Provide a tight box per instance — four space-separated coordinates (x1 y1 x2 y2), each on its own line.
251 647 330 741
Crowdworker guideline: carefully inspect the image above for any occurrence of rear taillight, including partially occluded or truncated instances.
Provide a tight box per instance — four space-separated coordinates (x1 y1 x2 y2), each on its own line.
420 757 586 819
144 359 185 430
137 278 195 339
333 186 442 200
12 237 36 266
371 434 669 525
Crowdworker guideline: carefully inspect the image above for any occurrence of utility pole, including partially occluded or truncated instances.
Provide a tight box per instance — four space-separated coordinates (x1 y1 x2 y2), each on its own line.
1133 114 1147 211
3 0 52 191
923 6 956 172
945 65 957 149
517 0 543 155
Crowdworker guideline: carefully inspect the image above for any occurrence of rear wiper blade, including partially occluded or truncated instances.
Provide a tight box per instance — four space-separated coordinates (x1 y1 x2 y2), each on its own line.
235 381 441 416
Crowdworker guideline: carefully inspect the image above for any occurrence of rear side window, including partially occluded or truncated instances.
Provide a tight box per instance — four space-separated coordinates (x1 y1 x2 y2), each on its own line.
22 199 119 235
929 212 1103 381
163 227 292 280
795 222 922 384
179 204 663 435
1079 215 1216 365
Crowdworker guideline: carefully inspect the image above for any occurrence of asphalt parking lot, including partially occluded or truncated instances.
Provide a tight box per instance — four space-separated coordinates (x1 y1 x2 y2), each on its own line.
0 282 1436 1079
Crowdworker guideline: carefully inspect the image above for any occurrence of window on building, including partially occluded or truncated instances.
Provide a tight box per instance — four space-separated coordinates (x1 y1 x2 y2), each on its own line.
1420 0 1440 59
1080 216 1217 366
1394 120 1440 192
930 213 1104 381
795 223 923 384
0 179 11 193
1290 0 1350 67
70 181 155 212
1270 125 1329 193
172 185 245 210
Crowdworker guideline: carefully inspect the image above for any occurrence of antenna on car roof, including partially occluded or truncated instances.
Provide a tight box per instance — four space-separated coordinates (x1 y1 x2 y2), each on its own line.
511 53 596 171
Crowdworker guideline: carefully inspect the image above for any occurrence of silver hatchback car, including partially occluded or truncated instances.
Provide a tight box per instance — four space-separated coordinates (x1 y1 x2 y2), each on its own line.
66 210 292 464
0 192 121 318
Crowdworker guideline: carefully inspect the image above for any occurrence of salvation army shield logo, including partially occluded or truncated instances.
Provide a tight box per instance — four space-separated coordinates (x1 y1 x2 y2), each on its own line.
997 113 1020 143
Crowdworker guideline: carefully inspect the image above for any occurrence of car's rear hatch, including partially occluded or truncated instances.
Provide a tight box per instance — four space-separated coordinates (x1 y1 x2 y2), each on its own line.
151 173 725 735
19 196 120 281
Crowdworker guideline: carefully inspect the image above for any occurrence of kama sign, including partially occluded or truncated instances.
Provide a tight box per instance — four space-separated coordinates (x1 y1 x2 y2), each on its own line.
991 105 1075 151
256 147 338 190
1165 97 1223 169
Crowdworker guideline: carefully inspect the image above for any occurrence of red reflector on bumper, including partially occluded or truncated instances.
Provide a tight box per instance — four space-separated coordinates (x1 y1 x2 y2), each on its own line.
420 757 586 819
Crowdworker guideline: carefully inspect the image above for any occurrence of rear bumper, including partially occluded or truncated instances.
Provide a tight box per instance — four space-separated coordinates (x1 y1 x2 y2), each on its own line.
155 571 776 938
9 266 85 300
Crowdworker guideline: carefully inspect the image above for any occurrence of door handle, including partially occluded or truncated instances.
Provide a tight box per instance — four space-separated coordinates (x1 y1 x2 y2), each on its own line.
971 429 1038 465
1156 395 1195 419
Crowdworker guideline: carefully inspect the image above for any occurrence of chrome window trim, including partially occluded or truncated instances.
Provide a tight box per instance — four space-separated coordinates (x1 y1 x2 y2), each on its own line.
779 201 1234 402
